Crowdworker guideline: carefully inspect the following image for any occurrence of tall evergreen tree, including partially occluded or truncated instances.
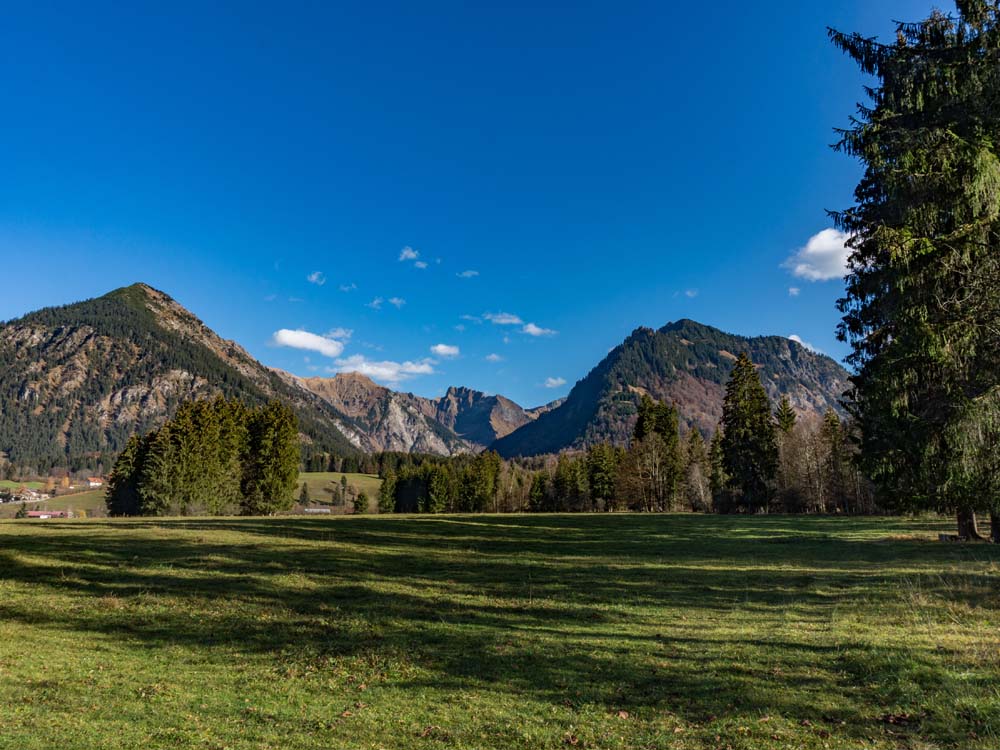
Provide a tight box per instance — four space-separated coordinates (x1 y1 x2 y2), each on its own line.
552 454 588 511
378 469 397 513
240 401 300 515
586 443 621 511
106 433 150 516
775 395 797 434
831 2 1000 538
720 353 778 512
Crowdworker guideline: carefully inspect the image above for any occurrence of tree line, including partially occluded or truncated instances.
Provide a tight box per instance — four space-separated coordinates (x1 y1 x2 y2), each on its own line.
375 354 874 515
106 397 300 516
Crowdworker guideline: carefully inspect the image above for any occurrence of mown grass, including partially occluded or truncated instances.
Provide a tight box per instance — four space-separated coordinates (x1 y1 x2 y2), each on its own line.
0 514 997 749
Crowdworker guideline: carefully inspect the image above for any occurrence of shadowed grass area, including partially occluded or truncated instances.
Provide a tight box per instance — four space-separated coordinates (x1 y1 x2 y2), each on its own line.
0 514 997 749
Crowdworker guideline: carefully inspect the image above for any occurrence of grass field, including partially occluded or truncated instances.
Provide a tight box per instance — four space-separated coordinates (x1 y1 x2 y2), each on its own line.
0 479 45 490
0 514 997 749
0 489 107 519
297 472 382 510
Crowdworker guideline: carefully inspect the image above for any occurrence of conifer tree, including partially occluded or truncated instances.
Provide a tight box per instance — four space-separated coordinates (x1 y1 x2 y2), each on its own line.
720 353 777 512
240 401 300 515
586 443 621 511
775 395 797 435
528 472 552 512
106 433 150 516
832 2 1000 538
378 469 397 513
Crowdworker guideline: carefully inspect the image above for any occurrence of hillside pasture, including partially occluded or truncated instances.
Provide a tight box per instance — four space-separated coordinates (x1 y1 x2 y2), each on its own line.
0 479 45 490
0 514 997 749
0 489 107 519
297 471 382 510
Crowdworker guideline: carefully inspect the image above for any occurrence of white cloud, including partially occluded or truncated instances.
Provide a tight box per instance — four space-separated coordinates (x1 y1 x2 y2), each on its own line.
485 353 503 362
460 314 482 324
430 343 460 358
414 260 428 269
264 294 277 302
272 329 346 358
333 354 435 384
784 228 852 281
388 297 406 308
307 271 326 286
339 282 357 292
788 334 820 353
522 322 557 337
457 270 479 278
366 297 384 310
544 377 567 388
684 289 698 298
399 246 419 261
325 327 353 340
454 324 466 332
485 312 523 325
788 287 801 297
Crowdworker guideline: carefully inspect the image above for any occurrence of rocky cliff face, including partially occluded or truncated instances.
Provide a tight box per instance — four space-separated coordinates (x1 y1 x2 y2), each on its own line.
288 374 554 454
288 373 472 455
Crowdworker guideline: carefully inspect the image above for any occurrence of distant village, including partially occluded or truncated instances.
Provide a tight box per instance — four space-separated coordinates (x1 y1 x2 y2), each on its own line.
0 475 105 519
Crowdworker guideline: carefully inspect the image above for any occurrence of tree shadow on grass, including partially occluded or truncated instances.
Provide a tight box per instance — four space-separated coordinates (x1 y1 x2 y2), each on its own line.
0 514 996 744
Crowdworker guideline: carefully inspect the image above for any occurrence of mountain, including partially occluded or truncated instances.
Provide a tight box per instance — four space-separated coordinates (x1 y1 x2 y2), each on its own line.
491 319 850 458
286 372 472 455
0 284 358 472
289 375 551 453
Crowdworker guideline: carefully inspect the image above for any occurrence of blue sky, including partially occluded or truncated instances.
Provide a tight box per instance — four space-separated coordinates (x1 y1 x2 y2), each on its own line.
1 1 934 406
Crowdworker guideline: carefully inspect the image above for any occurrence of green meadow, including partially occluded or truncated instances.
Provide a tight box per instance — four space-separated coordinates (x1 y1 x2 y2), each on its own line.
297 472 382 510
0 489 107 519
0 514 997 749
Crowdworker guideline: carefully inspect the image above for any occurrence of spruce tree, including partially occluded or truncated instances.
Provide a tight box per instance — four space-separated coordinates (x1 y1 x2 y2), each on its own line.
354 491 368 514
586 443 621 511
378 469 397 513
720 353 777 512
775 395 797 435
106 433 149 516
832 3 1000 538
241 401 300 515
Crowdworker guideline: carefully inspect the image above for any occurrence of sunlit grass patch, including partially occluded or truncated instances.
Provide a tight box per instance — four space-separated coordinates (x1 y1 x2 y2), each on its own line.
0 513 997 749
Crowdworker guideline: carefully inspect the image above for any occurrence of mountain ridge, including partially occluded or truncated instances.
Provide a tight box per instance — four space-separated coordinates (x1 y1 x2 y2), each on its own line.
0 283 360 471
286 372 554 453
490 319 849 457
0 284 850 470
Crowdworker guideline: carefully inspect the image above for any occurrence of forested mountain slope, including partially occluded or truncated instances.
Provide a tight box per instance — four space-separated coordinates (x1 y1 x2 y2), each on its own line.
0 284 358 472
492 319 849 457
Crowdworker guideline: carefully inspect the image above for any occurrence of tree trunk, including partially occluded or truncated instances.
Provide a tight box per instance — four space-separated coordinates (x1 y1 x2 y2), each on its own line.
991 511 1000 544
957 507 984 540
